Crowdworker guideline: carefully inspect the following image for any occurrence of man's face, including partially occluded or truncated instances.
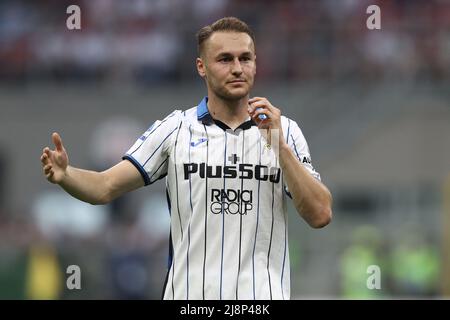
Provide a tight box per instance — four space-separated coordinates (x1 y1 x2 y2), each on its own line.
197 31 256 101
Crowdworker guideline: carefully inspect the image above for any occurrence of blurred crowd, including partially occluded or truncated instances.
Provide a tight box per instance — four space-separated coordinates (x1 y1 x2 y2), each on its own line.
0 209 170 299
0 117 171 299
1 0 449 85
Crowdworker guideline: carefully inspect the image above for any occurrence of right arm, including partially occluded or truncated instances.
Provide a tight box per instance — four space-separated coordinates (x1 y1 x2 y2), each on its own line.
41 132 144 205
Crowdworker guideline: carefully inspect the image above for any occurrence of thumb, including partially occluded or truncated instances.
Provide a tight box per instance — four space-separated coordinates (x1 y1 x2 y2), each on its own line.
52 132 64 152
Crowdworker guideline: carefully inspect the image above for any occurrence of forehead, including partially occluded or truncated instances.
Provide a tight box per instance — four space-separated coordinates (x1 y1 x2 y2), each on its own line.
204 31 254 56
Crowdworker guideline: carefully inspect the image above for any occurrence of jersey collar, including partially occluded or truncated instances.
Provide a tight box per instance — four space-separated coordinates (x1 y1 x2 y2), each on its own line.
197 96 257 130
197 96 214 125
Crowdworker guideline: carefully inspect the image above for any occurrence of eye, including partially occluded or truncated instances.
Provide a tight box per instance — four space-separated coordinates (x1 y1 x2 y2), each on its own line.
219 57 232 62
240 56 251 62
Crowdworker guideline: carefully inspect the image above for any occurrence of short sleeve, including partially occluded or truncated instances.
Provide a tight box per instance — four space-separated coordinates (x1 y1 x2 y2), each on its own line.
284 119 321 197
122 110 181 186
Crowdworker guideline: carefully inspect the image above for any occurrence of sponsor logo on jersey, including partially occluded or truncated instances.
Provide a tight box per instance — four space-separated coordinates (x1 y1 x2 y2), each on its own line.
210 188 253 215
301 156 311 164
183 163 281 183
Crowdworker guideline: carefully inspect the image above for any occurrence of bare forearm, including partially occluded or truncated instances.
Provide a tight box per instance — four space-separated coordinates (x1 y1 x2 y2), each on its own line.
41 134 142 205
279 144 332 228
59 166 110 205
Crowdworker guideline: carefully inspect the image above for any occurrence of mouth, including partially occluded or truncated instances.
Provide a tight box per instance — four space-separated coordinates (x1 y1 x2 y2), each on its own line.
227 79 246 84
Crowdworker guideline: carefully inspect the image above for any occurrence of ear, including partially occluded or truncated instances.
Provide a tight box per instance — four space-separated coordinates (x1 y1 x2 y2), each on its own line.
254 54 256 76
196 57 206 78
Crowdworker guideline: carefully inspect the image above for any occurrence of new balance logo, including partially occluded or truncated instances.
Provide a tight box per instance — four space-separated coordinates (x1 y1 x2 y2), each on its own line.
190 138 208 147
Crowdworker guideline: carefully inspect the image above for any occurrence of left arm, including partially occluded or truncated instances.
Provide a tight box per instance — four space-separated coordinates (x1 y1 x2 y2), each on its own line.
248 97 332 228
278 143 332 228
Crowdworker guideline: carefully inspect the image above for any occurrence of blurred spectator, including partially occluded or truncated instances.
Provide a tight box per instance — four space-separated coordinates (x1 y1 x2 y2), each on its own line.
107 223 151 299
340 225 386 299
0 151 5 210
31 190 108 239
25 242 63 300
389 228 440 297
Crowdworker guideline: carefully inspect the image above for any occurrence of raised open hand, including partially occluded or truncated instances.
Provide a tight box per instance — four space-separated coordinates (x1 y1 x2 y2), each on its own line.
40 132 69 184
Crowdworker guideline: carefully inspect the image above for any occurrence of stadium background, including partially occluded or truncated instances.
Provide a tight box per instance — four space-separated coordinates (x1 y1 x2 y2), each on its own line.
0 0 449 299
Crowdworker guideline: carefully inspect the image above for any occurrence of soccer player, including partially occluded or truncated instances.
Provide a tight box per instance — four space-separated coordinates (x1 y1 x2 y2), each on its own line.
40 17 332 300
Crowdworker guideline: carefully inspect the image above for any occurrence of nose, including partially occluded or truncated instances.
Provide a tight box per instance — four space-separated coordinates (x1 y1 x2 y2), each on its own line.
231 58 243 76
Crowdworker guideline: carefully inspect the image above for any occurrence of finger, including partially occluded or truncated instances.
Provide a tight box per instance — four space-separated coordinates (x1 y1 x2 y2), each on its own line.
43 147 52 158
46 170 54 180
248 97 265 112
44 164 52 174
41 153 49 165
248 107 268 117
52 132 64 152
43 148 53 163
248 105 264 116
248 97 265 103
248 101 272 115
249 99 272 109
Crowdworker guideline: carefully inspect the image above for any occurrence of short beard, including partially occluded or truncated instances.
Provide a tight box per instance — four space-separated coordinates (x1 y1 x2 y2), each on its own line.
209 81 251 102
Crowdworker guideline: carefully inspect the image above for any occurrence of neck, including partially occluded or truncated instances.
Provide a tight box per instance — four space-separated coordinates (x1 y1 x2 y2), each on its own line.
207 93 250 130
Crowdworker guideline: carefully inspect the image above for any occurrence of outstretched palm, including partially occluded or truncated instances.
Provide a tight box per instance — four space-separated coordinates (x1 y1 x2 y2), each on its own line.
41 132 69 184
